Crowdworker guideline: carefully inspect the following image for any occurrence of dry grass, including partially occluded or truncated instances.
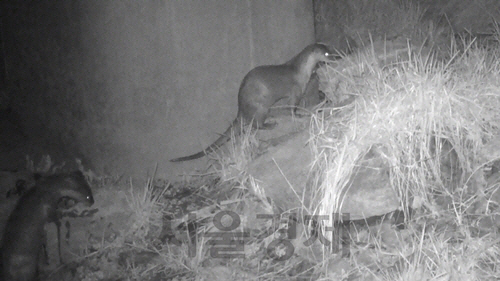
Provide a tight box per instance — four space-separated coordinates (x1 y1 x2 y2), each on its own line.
125 176 168 244
305 28 500 281
212 120 260 183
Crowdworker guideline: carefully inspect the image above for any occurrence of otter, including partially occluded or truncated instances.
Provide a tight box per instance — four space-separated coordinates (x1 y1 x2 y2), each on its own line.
171 43 335 162
1 171 94 281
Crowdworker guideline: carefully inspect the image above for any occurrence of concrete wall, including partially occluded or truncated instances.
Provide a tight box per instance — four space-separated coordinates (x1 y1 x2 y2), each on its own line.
2 1 314 178
313 0 357 54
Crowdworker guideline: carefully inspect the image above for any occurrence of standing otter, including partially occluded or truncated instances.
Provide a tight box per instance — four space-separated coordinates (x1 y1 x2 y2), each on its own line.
1 171 94 281
171 43 335 162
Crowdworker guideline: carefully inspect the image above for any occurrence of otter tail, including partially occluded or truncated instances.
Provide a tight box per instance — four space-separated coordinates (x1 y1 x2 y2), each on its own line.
170 118 242 162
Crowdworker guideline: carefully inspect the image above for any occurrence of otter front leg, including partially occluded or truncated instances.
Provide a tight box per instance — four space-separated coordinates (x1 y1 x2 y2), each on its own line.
288 86 304 117
299 72 322 109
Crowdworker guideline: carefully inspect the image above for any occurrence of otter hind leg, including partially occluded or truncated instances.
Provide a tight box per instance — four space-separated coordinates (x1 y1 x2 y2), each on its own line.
251 104 277 130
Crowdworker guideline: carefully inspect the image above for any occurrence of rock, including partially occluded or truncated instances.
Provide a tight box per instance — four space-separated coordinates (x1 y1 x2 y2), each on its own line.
247 130 314 212
247 131 399 220
336 148 400 220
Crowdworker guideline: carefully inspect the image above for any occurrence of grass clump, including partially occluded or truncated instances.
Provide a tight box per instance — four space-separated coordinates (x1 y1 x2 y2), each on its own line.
307 28 500 278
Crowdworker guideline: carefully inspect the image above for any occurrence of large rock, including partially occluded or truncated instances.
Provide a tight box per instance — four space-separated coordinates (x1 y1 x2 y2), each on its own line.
248 130 314 212
247 130 400 220
335 148 400 220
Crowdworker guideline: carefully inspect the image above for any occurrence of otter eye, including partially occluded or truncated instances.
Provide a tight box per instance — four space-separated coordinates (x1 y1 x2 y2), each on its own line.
325 52 330 56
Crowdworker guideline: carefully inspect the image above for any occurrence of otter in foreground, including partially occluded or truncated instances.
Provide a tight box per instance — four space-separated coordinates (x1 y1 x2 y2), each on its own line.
1 171 94 281
171 43 335 162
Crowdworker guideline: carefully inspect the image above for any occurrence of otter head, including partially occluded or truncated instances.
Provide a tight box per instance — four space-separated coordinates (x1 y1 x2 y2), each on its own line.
297 43 337 78
60 170 95 207
310 43 337 63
